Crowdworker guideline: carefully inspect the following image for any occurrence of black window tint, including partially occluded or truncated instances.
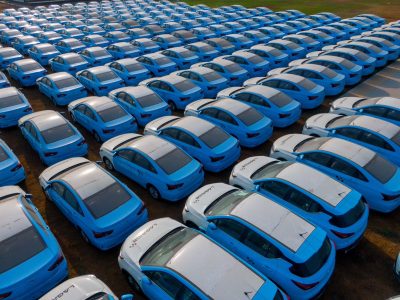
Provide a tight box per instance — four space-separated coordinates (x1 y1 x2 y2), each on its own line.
386 108 400 122
302 152 333 167
335 127 362 140
156 148 192 175
117 149 135 161
217 110 237 125
202 107 219 118
329 157 367 181
162 128 180 140
242 229 281 258
178 130 200 147
132 152 156 172
358 130 393 151
260 180 289 199
212 218 246 240
41 123 75 144
63 188 82 214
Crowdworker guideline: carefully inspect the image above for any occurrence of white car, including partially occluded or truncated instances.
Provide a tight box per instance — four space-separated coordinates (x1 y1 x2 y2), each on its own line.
39 274 133 300
118 217 287 300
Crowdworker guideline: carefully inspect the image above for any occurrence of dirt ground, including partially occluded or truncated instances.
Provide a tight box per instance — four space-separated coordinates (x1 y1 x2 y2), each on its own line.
0 1 399 300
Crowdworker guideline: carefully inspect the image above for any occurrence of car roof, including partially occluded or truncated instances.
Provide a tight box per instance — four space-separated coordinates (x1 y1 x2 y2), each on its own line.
122 135 176 160
242 84 281 97
22 110 66 131
231 193 315 252
54 160 115 199
46 72 73 81
375 97 400 107
171 116 214 136
0 86 20 97
268 73 304 83
210 98 249 115
77 96 116 112
88 66 112 74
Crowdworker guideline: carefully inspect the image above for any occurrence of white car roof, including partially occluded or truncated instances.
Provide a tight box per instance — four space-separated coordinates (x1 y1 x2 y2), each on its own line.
268 73 304 84
121 135 177 160
232 156 277 179
0 86 20 98
39 275 115 300
375 97 400 107
242 85 281 97
231 193 315 252
70 96 116 112
19 110 67 131
110 86 155 98
172 116 215 137
210 98 250 116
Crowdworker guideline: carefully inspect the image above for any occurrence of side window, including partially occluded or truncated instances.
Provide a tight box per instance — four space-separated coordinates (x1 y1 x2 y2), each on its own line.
212 218 247 240
160 82 173 92
385 108 400 122
328 156 367 181
84 107 96 120
234 92 251 102
259 180 289 199
278 81 299 91
250 94 270 107
51 182 66 197
148 80 161 89
303 70 322 79
132 152 156 173
117 149 135 161
144 271 200 300
302 152 333 167
262 79 279 88
63 188 83 214
189 72 201 81
242 229 281 258
202 108 219 118
285 186 322 212
162 128 180 140
178 130 200 148
217 110 238 125
75 104 86 114
362 106 388 118
334 127 362 140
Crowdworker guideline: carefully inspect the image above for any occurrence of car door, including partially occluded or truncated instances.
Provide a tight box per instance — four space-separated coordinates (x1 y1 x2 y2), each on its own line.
215 109 239 134
40 77 53 97
206 218 245 253
112 148 138 180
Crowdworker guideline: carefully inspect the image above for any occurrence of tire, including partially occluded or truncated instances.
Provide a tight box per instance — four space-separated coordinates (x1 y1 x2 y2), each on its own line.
168 100 177 112
93 131 101 143
103 157 114 171
124 271 142 293
147 184 161 200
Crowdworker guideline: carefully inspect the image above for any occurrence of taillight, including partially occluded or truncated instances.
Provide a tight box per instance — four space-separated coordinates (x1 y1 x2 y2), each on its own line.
99 86 107 90
137 204 146 215
246 132 260 138
167 183 183 190
102 128 115 134
77 139 86 146
308 95 318 100
279 113 290 118
210 156 224 162
0 292 11 299
382 193 400 201
331 83 339 87
44 152 58 157
23 107 32 112
292 280 319 290
48 254 64 271
11 163 22 172
93 229 113 238
180 97 189 101
350 73 356 78
140 113 151 118
57 93 66 97
332 230 354 238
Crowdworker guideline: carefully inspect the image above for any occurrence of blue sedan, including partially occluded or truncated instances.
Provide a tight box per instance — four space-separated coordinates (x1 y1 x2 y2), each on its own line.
173 66 229 98
11 35 40 55
283 34 322 52
37 31 63 44
59 28 85 40
0 71 10 89
0 86 32 129
49 53 90 75
103 30 131 44
28 43 60 66
185 98 273 147
0 186 68 298
127 28 152 40
270 134 400 213
357 36 400 61
108 86 171 126
205 37 236 55
76 66 125 96
184 41 220 60
0 139 25 185
304 113 400 165
222 33 255 50
136 53 178 76
248 44 290 68
0 47 23 70
7 58 47 87
258 26 286 39
106 42 140 59
18 110 88 165
217 85 301 127
107 58 151 86
68 96 137 142
79 47 113 67
221 51 270 77
336 41 389 67
54 38 86 53
39 157 148 250
161 47 200 69
245 73 325 109
131 38 160 54
145 115 241 172
151 34 183 50
36 72 87 106
81 25 106 37
268 39 306 60
100 133 204 201
81 34 110 48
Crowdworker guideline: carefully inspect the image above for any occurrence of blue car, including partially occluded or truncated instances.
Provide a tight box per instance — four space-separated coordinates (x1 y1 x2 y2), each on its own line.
315 26 347 42
217 85 301 128
283 34 322 52
81 34 109 48
161 21 185 34
59 28 84 40
174 66 229 98
76 66 125 96
0 86 32 129
0 29 22 46
103 30 131 44
54 38 86 53
107 58 151 86
36 72 87 106
18 110 88 165
100 133 203 201
191 27 217 40
79 47 113 67
37 31 63 44
330 96 400 126
136 53 178 76
245 73 325 110
303 113 400 165
0 186 68 298
118 218 288 300
39 157 148 250
271 23 297 35
185 98 273 147
268 39 306 60
0 70 10 88
270 134 400 213
230 156 369 251
0 139 25 185
184 41 220 60
11 35 40 55
140 74 204 111
183 182 336 299
221 51 270 77
205 37 236 55
68 96 137 142
28 43 60 66
222 33 255 50
127 28 152 40
81 25 106 36
359 14 386 26
131 38 160 54
106 42 140 59
194 58 250 86
104 22 127 33
143 24 165 36
108 86 171 127
268 64 346 96
0 47 22 70
330 22 359 38
248 44 290 68
357 36 400 61
145 115 240 172
151 34 183 50
49 53 90 75
7 58 47 87
258 26 286 39
172 29 198 44
161 47 200 69
209 24 232 36
301 29 336 47
242 30 271 44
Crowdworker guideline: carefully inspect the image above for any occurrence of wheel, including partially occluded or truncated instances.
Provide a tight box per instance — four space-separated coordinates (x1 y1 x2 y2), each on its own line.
124 272 142 293
93 131 101 143
80 229 90 244
147 184 160 200
103 157 114 171
168 100 177 112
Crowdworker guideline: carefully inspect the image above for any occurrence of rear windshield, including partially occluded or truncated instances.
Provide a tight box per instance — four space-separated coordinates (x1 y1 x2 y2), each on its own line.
269 91 293 108
299 78 317 90
66 55 85 64
54 77 79 89
321 67 337 79
339 59 356 69
290 237 331 277
20 62 40 72
136 93 163 108
174 79 197 92
156 148 192 175
125 63 144 72
0 146 9 162
1 49 19 58
83 182 131 219
248 55 264 64
0 94 24 109
155 57 172 65
92 49 109 57
120 44 137 51
330 200 365 227
391 130 400 146
203 71 222 81
0 226 46 274
364 154 397 183
40 46 56 53
96 71 118 82
225 63 242 73
41 123 75 144
180 50 195 58
199 126 230 148
237 107 264 126
98 105 127 122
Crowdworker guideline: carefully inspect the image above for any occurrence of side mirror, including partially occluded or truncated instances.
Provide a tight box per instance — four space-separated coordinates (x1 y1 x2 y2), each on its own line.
25 193 33 200
255 185 260 191
208 222 217 231
142 277 152 285
331 129 336 134
298 154 304 160
121 294 134 300
358 108 364 113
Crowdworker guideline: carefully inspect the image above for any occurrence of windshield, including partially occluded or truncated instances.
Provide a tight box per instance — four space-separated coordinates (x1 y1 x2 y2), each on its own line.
54 77 79 89
83 182 131 219
199 126 230 148
174 79 197 92
364 154 397 183
41 123 75 144
205 189 250 216
0 226 46 274
98 105 127 122
237 107 264 126
156 148 192 175
0 94 24 109
96 71 118 82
